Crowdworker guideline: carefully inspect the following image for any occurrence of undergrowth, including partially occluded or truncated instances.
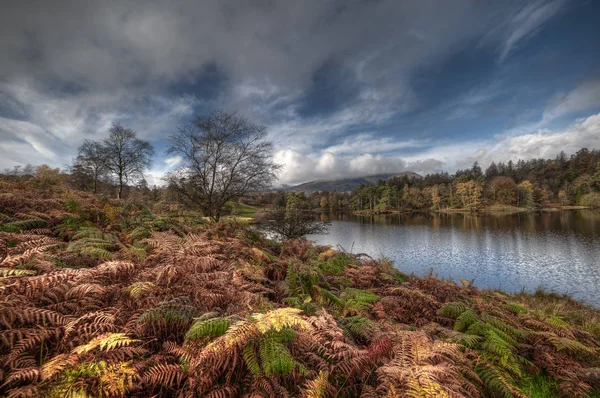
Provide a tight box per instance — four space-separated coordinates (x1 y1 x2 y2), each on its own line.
0 179 599 397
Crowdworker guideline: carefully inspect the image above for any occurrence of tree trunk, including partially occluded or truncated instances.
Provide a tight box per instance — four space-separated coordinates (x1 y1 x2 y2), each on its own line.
117 173 123 199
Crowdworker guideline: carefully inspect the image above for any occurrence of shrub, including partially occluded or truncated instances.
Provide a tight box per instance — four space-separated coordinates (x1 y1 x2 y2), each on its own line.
580 192 600 208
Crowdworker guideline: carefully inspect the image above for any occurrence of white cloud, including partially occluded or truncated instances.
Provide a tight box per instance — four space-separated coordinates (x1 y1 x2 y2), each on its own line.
275 111 600 186
498 0 566 61
0 0 591 188
324 135 426 156
542 80 600 122
275 149 447 185
496 112 600 160
405 112 600 172
274 149 408 185
0 80 199 170
164 156 182 168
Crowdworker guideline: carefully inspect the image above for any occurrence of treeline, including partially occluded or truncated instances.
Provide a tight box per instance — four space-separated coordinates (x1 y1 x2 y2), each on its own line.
253 148 600 213
355 148 600 212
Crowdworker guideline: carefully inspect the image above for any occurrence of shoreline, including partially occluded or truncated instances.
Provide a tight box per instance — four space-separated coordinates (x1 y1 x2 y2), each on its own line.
351 205 592 216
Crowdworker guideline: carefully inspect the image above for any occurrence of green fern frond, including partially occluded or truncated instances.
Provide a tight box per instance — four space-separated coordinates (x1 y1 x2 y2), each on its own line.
340 288 379 315
67 228 119 259
3 219 48 232
243 345 262 375
482 330 517 366
455 308 479 331
340 316 376 341
71 228 106 241
506 303 526 314
315 287 343 312
137 299 198 333
476 363 526 398
481 313 523 339
438 301 470 318
258 336 295 377
541 333 594 354
80 246 112 259
186 317 231 340
545 315 569 329
282 295 320 314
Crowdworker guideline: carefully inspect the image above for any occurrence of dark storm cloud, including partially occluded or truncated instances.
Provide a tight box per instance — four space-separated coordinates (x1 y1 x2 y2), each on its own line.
0 0 598 184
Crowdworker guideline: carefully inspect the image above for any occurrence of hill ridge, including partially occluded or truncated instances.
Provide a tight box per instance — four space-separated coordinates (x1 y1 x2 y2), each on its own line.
284 171 421 192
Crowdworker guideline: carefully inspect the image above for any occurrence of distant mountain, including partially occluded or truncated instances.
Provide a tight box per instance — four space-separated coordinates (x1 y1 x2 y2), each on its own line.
283 172 421 193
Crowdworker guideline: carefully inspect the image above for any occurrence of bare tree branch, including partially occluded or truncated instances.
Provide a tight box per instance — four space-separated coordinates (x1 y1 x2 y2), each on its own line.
166 110 281 221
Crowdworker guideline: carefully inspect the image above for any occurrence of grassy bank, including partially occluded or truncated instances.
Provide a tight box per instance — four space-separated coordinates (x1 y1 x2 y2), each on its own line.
1 181 599 397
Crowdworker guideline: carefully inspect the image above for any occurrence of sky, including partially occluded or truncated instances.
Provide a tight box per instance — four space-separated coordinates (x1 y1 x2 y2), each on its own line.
1 0 599 186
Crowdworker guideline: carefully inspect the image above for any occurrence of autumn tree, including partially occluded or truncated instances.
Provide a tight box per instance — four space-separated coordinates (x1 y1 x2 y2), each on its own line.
431 184 441 210
517 180 534 207
487 176 517 205
103 123 154 199
166 111 280 221
558 189 568 205
402 184 423 209
456 180 483 210
319 196 328 209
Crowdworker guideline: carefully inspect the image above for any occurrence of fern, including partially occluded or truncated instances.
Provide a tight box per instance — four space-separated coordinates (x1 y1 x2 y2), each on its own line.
136 298 199 340
540 333 594 354
506 303 526 314
545 315 569 329
2 219 48 232
437 301 471 318
72 333 139 354
67 228 119 260
340 288 379 315
302 371 329 398
454 308 479 331
340 316 376 342
258 332 296 376
315 287 344 312
186 317 231 340
123 281 156 298
0 268 37 278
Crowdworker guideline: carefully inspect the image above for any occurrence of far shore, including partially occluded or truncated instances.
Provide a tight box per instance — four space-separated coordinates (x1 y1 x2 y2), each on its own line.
351 204 593 216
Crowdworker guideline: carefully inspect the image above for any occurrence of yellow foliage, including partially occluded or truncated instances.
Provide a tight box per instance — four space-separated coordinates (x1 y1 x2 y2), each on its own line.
318 249 337 261
73 333 138 355
253 307 311 333
103 203 123 224
302 371 329 398
123 281 156 298
250 247 270 262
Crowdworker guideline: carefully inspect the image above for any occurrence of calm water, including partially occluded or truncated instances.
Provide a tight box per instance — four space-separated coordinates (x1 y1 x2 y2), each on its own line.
306 211 600 307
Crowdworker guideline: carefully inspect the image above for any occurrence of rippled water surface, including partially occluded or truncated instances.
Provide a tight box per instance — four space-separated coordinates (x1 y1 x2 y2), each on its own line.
306 211 600 307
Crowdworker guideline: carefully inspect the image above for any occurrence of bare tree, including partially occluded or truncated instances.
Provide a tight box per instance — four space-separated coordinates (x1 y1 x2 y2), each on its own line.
166 110 280 221
74 139 108 193
103 123 154 199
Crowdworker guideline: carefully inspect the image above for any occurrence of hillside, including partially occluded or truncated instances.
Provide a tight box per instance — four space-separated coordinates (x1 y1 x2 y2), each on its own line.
0 178 599 397
284 172 421 193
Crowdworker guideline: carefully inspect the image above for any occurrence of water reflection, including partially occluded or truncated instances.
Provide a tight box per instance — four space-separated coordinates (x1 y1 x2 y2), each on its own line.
307 210 600 307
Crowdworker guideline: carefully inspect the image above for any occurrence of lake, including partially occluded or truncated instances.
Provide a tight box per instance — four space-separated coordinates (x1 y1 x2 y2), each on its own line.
306 210 600 307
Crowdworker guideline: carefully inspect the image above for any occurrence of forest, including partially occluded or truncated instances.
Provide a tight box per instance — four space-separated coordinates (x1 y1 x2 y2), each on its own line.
0 160 599 397
261 148 600 214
